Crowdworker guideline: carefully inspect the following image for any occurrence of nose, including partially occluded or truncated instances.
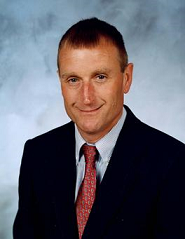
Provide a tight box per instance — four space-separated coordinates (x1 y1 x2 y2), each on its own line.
81 81 95 105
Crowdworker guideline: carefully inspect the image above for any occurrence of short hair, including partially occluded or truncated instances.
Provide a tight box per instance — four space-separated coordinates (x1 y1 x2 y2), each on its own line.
57 18 128 72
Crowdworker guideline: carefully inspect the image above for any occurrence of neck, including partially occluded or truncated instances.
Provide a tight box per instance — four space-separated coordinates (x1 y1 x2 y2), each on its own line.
78 132 107 144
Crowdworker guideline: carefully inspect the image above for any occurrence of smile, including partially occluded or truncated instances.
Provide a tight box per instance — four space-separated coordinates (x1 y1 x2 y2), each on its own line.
79 106 102 113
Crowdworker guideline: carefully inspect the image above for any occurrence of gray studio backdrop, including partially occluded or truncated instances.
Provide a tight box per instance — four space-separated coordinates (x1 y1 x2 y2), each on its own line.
0 0 185 238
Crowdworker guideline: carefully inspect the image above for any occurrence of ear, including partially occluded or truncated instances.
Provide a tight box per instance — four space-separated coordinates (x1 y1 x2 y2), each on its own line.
123 63 133 94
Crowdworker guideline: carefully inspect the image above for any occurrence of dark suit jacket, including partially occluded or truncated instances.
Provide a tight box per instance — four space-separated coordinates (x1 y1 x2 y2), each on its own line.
13 105 185 239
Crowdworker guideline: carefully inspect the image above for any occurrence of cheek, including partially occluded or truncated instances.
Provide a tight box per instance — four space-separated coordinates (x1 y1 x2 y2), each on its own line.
62 87 76 104
103 83 124 103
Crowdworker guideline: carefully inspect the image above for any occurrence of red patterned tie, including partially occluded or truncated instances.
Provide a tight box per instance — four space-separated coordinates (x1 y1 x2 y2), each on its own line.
76 144 97 239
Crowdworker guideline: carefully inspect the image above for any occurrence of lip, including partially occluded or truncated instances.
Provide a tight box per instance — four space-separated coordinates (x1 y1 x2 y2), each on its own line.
79 105 102 113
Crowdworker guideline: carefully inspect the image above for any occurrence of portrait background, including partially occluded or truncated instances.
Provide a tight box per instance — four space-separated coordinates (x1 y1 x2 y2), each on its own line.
0 0 185 238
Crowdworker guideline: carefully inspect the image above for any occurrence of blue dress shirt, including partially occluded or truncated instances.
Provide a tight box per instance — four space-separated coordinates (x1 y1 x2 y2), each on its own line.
74 107 127 201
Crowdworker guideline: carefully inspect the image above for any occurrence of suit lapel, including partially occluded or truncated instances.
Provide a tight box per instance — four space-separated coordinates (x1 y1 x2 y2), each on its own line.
83 106 145 239
47 122 79 238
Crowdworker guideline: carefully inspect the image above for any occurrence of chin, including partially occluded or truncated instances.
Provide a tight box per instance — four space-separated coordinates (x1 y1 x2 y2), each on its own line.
79 123 101 135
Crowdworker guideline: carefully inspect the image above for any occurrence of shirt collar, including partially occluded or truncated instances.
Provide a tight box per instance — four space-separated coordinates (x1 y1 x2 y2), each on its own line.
75 107 127 165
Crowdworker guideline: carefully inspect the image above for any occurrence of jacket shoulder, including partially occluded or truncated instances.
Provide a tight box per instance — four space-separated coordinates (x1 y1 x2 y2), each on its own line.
139 120 184 149
24 121 75 153
124 105 185 150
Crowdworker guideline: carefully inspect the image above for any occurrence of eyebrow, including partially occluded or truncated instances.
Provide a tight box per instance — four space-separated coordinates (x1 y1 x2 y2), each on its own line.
60 72 78 79
61 68 112 79
93 68 112 75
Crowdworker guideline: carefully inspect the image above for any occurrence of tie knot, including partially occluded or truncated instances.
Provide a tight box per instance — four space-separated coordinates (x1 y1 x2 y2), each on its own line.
82 144 97 165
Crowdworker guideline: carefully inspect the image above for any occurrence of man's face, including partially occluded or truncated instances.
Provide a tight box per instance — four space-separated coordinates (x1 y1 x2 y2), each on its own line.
58 40 133 143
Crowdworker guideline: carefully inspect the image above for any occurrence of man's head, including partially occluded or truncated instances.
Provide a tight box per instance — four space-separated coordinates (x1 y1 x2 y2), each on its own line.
57 17 128 74
57 18 133 143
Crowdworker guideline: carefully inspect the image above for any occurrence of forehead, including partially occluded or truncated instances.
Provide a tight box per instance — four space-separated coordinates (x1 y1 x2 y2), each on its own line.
58 40 121 71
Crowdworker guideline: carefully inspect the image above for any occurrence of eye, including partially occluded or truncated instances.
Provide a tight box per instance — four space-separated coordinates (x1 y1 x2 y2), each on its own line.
67 78 79 85
96 74 107 82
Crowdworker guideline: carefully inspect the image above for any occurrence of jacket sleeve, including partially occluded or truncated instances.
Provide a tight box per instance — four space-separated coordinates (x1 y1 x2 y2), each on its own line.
13 140 41 239
154 144 185 239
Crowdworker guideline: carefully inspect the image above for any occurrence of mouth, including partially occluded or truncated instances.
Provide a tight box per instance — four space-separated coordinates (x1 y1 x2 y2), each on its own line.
79 105 103 114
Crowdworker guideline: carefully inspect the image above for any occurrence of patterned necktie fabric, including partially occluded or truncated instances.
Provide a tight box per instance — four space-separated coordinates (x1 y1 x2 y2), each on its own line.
76 144 97 239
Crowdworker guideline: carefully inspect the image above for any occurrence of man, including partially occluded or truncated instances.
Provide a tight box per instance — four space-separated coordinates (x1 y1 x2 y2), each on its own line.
13 18 185 239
